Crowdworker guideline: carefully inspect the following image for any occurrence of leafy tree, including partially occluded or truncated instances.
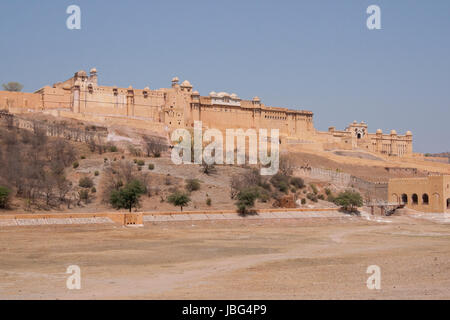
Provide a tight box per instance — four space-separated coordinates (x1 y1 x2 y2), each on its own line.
235 187 260 215
2 82 23 92
110 180 146 212
334 190 363 213
167 190 191 211
0 186 12 209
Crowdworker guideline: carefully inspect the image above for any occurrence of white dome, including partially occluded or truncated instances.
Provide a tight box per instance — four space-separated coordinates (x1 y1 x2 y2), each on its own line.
209 91 217 97
90 68 97 74
390 130 397 135
181 80 192 87
217 92 230 98
230 93 238 99
172 77 179 82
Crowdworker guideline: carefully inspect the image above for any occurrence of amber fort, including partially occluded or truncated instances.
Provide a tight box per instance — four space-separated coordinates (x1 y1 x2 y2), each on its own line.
0 68 413 158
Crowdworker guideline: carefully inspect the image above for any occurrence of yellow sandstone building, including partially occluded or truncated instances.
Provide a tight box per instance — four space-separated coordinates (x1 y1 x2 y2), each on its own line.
389 175 450 213
0 68 413 157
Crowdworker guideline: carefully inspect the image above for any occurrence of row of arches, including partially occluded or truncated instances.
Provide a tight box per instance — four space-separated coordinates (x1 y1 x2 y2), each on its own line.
400 193 429 205
393 192 450 211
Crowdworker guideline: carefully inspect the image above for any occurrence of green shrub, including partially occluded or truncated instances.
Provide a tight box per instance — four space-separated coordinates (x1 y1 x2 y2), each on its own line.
137 160 145 166
73 161 79 169
301 198 306 205
290 177 305 189
167 191 191 211
325 188 332 196
318 194 325 200
306 193 318 202
80 155 86 160
235 187 260 215
257 188 270 203
259 181 272 191
148 163 155 170
185 179 201 192
109 145 118 152
110 180 146 212
94 171 99 176
91 187 97 193
270 173 290 193
206 197 212 206
310 183 318 195
79 177 94 189
0 186 12 209
78 189 90 204
334 190 363 213
133 159 138 164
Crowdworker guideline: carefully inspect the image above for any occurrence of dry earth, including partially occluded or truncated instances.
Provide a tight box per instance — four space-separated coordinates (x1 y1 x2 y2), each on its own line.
0 212 449 300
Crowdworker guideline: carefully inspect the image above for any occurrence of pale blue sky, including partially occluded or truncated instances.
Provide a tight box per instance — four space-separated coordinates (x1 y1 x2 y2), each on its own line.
0 0 449 153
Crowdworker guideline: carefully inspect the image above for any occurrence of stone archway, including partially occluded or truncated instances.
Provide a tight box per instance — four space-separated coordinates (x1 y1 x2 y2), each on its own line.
412 194 418 205
432 193 440 212
422 194 429 205
401 194 408 204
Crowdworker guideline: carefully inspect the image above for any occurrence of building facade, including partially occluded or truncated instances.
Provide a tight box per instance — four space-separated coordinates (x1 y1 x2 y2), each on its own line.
388 176 450 213
0 68 413 157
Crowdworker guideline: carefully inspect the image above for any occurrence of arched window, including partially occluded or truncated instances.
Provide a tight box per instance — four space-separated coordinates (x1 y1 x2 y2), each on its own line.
447 198 450 210
412 194 418 205
401 194 408 204
422 194 429 205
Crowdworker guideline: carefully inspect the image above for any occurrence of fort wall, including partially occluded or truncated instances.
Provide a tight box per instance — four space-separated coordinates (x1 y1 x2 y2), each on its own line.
0 68 414 158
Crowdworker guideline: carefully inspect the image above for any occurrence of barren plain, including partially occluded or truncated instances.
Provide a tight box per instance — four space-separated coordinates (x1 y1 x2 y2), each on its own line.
0 213 449 300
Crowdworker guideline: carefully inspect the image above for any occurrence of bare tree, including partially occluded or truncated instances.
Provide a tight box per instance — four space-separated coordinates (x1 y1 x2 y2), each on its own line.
143 135 168 157
279 154 295 176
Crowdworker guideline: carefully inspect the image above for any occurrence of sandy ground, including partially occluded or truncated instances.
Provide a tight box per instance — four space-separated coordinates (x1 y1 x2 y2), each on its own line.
0 213 449 300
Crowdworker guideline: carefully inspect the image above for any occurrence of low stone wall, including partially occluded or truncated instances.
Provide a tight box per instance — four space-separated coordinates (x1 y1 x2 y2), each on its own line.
0 208 338 227
295 166 388 201
0 111 108 144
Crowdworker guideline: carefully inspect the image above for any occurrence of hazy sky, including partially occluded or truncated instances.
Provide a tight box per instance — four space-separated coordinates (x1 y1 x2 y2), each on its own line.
0 0 449 153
